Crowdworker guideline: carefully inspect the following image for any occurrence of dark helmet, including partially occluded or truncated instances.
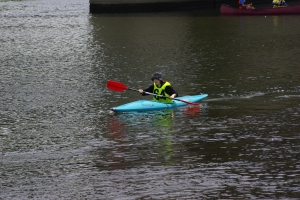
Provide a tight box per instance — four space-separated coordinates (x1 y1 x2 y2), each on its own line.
151 72 163 81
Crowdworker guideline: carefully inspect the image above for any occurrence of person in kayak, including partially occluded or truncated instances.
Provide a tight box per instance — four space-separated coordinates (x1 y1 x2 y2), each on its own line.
238 0 255 9
272 0 288 8
138 72 178 103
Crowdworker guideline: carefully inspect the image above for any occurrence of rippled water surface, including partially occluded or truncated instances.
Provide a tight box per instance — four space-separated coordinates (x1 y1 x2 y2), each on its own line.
1 0 300 199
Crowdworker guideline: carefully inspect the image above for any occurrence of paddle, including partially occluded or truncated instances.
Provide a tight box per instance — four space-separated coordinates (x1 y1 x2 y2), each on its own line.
107 80 200 106
282 0 288 6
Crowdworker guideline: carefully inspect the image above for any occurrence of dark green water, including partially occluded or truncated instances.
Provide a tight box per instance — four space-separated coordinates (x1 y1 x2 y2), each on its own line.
1 0 299 199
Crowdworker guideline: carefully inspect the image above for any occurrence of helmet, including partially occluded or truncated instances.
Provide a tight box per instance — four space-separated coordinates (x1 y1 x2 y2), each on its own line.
151 72 163 81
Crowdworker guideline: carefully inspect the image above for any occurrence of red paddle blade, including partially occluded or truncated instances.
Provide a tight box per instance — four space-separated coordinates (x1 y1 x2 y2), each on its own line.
107 80 128 92
182 105 201 117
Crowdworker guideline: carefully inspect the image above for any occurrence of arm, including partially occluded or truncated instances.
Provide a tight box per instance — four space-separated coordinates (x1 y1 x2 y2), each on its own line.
240 0 254 9
244 3 254 9
139 85 154 96
165 86 178 99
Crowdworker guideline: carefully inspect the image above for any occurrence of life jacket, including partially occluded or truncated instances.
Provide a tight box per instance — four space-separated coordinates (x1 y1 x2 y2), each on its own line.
153 81 173 103
273 0 284 5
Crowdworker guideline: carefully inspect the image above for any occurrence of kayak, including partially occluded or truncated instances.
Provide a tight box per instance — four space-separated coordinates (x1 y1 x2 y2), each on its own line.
220 4 300 15
111 94 208 112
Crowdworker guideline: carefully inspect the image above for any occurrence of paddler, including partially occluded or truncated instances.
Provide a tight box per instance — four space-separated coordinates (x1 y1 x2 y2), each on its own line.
238 0 255 9
272 0 288 8
138 72 178 103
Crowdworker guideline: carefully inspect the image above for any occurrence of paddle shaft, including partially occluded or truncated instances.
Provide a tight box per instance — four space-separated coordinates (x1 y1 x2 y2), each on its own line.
128 88 200 106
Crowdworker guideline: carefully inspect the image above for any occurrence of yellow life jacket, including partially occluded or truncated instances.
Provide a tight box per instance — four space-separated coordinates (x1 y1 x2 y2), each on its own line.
153 81 173 103
273 0 284 4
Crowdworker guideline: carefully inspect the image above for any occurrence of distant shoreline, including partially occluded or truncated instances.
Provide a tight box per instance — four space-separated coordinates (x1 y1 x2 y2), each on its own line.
89 0 213 13
89 0 300 13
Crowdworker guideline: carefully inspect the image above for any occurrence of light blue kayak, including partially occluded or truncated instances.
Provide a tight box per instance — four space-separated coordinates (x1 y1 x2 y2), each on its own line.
111 94 208 112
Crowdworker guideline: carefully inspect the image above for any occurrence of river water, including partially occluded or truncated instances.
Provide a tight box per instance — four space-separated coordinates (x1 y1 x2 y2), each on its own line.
1 0 300 199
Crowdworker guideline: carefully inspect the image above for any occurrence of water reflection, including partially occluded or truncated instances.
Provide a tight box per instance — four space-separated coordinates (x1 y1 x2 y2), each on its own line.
96 105 205 170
